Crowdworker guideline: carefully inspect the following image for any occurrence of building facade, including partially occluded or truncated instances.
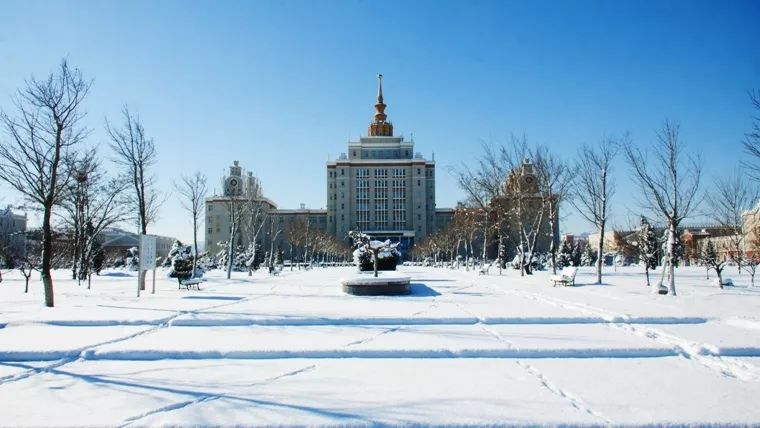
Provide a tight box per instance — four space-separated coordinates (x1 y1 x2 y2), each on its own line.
0 207 27 257
206 76 451 259
205 161 279 255
326 75 438 255
489 159 560 260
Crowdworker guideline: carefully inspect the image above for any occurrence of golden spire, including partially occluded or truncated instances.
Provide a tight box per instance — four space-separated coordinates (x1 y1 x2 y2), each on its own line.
369 73 393 136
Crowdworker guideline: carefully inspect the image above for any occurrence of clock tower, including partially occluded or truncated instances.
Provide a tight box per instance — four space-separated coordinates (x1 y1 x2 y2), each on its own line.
224 160 243 196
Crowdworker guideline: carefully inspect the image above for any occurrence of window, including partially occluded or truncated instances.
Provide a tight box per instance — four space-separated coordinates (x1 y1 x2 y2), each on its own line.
208 205 213 211
341 169 345 176
208 228 213 234
417 168 421 175
417 179 421 186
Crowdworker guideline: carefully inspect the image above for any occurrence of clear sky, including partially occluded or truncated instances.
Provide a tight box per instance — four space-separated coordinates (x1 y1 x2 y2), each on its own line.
1 0 759 243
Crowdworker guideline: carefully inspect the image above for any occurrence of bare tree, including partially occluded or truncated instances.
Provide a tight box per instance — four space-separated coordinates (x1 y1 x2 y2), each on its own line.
222 182 248 279
534 145 575 274
698 240 728 289
742 225 760 287
266 216 282 270
706 172 757 274
453 143 506 263
570 139 619 284
741 89 760 180
0 60 91 307
241 174 268 275
107 106 161 290
60 149 129 287
624 121 702 296
175 171 207 276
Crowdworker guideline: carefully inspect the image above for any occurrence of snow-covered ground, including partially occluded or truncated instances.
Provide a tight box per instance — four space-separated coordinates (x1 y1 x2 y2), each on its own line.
1 265 760 426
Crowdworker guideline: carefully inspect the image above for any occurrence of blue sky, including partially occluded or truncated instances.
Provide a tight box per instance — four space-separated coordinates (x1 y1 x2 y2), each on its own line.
1 0 759 243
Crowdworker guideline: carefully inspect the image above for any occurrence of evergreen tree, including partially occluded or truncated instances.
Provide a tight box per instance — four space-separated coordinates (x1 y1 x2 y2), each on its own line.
557 240 573 268
167 240 194 278
571 243 583 267
91 238 105 275
581 244 597 267
662 230 684 267
637 216 658 286
275 247 284 265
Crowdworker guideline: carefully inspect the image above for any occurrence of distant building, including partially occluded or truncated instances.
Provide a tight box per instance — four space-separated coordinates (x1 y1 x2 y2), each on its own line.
207 76 452 260
326 75 440 256
99 228 176 259
205 161 279 255
488 159 559 260
0 207 27 257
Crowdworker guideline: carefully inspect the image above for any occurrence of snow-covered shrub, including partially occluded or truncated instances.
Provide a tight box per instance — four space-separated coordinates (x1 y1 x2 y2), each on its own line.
241 243 265 271
165 240 203 278
196 252 216 271
581 245 597 267
353 243 401 271
510 253 545 271
349 231 401 273
126 247 139 271
215 241 248 271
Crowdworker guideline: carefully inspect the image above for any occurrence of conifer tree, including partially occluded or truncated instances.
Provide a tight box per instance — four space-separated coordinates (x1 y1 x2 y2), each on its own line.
637 216 658 286
557 240 573 268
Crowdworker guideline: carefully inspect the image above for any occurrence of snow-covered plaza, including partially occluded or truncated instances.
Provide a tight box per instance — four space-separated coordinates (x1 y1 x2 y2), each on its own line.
1 266 760 426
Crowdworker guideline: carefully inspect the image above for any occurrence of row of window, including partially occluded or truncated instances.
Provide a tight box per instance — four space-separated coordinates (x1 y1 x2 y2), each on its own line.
328 168 433 178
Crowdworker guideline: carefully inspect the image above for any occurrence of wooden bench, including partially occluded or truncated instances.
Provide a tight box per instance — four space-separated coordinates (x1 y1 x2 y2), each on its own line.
478 263 491 276
550 266 578 287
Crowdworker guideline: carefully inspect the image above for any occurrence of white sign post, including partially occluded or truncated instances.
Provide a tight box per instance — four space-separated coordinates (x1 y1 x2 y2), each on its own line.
138 235 157 297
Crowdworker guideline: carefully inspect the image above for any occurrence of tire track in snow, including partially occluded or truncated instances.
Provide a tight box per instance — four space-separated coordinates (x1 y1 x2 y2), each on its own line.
449 282 614 426
492 285 760 382
0 286 279 386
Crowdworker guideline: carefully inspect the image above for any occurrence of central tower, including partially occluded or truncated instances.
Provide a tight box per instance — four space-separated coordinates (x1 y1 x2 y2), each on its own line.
326 75 438 258
368 74 393 137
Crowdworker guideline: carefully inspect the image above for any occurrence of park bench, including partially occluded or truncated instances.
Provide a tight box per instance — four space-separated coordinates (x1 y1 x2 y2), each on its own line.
550 266 578 287
176 271 205 290
478 263 491 275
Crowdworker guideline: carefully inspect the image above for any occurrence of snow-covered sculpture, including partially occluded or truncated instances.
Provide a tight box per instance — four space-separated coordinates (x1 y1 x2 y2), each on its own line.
349 231 401 277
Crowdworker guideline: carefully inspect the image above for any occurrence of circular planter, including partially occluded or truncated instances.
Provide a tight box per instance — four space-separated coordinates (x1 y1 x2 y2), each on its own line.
341 276 411 296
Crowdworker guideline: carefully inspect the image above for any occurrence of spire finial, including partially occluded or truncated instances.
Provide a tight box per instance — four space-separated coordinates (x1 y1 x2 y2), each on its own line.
368 74 393 136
